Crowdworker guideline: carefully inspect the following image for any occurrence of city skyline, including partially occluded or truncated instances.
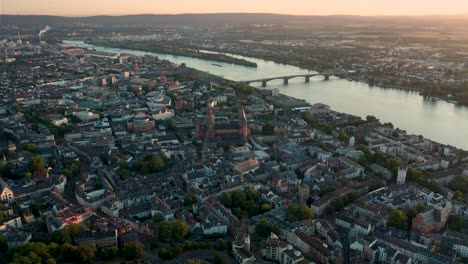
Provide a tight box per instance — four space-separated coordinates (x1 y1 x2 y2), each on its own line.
2 0 468 17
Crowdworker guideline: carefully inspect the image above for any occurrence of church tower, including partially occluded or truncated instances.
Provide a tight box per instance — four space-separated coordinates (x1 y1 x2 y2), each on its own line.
397 165 407 184
239 107 250 140
205 103 216 142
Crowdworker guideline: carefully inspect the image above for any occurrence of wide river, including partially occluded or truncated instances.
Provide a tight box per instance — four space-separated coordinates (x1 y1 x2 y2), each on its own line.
64 40 468 150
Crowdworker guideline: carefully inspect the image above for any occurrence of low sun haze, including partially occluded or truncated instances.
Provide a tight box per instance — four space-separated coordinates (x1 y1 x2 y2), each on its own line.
2 0 468 16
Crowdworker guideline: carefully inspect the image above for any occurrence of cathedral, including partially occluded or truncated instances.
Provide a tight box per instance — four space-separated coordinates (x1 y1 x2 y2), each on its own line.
196 104 250 144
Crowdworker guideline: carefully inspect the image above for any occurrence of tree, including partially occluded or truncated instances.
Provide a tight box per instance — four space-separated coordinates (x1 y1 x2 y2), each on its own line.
153 213 165 223
366 115 379 123
448 215 464 232
110 155 119 164
186 260 202 264
255 219 273 237
387 210 408 230
230 190 245 206
286 203 314 222
184 193 198 206
448 176 468 194
171 219 189 241
124 242 143 261
213 253 224 264
334 198 345 211
453 191 464 202
117 168 131 180
29 155 48 175
61 160 81 178
257 223 274 237
51 224 81 244
0 233 6 251
67 224 82 238
405 208 417 226
221 193 232 208
78 244 96 262
20 143 39 153
338 132 350 142
326 205 336 214
262 121 275 135
383 122 394 128
135 154 166 175
416 203 426 213
261 203 272 213
158 221 172 242
96 248 118 261
427 179 439 192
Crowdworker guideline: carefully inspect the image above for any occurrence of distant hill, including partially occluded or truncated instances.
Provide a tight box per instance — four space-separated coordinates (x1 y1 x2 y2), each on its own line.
1 13 468 27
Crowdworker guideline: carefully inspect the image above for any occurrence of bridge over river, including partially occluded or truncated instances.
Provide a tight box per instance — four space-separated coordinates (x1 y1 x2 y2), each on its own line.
239 71 348 87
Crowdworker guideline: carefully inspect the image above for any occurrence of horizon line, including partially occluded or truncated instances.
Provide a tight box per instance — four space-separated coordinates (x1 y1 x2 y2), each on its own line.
2 12 468 18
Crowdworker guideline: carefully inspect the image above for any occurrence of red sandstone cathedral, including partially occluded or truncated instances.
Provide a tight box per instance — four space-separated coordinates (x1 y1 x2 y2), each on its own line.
196 104 250 143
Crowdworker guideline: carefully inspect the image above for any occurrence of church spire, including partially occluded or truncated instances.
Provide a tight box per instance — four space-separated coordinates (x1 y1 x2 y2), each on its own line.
239 106 250 140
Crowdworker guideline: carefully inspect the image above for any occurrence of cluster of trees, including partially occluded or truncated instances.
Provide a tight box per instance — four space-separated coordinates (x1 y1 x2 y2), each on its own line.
116 161 132 181
7 241 142 263
17 106 74 140
231 83 257 95
184 193 198 206
61 160 81 178
301 112 333 134
0 233 6 252
387 203 426 231
131 154 166 175
356 147 441 192
420 81 468 106
406 168 439 192
19 143 39 153
157 219 190 242
338 132 350 143
122 242 144 261
0 160 19 179
325 192 359 214
220 187 272 219
255 219 280 237
387 210 409 230
286 203 314 222
50 224 82 244
448 215 465 232
356 146 402 173
117 154 166 180
29 155 48 176
365 115 379 123
8 242 96 264
448 176 468 203
159 240 228 260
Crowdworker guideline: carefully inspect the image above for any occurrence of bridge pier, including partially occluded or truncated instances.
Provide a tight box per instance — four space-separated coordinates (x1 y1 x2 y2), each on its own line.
284 77 288 85
305 76 310 83
324 75 329 81
262 80 267 87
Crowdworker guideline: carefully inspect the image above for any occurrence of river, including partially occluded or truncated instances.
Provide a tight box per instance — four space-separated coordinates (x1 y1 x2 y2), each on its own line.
64 40 468 150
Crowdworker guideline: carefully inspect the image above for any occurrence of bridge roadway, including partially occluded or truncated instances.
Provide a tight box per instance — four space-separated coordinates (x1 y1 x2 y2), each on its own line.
239 71 347 87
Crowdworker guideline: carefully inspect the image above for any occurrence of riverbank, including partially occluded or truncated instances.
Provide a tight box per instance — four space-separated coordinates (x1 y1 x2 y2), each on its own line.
196 47 468 107
84 40 258 68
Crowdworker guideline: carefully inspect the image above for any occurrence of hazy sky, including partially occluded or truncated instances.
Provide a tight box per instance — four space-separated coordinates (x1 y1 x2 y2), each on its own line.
2 0 468 16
